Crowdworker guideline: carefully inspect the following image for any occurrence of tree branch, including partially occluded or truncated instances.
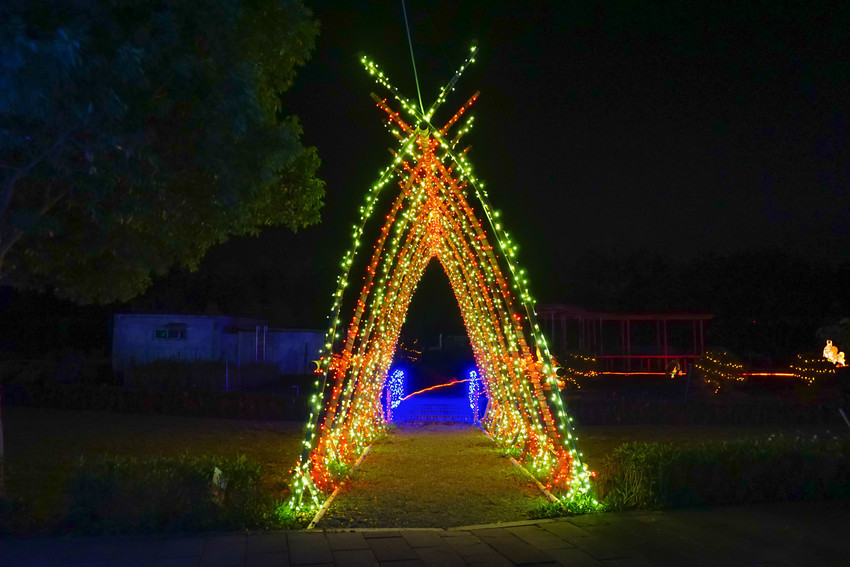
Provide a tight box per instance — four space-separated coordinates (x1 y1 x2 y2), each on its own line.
0 230 21 278
0 188 67 281
1 127 75 221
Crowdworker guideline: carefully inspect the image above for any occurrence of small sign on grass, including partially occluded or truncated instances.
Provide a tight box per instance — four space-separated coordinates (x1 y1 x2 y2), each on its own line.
212 466 228 505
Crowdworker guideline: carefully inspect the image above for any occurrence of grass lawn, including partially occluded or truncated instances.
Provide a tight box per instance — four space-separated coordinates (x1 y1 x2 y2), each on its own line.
317 424 544 529
2 407 305 528
317 422 840 528
2 407 840 531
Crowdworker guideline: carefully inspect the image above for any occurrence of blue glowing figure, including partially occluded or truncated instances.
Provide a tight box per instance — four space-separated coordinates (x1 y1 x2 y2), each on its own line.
468 369 485 423
385 368 405 421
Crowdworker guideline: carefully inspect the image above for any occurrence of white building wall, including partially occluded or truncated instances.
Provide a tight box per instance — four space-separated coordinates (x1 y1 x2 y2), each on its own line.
112 314 217 370
112 314 322 376
266 330 324 374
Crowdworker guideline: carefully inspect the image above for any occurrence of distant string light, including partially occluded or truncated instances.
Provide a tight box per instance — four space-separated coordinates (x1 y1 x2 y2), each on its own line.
693 350 744 394
791 353 836 386
400 378 470 402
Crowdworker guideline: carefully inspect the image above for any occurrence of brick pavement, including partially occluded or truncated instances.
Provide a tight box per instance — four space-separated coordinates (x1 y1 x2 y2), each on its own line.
1 500 848 566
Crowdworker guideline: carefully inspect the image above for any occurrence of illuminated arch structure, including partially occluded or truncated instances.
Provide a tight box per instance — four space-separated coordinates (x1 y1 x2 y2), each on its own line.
288 46 594 512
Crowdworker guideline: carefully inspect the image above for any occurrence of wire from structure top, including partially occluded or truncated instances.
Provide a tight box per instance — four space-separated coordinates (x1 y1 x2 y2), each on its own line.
401 0 425 117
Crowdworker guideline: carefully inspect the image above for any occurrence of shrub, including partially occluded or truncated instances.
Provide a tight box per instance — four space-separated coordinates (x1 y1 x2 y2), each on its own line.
0 496 41 535
529 491 600 519
66 454 274 534
601 434 850 511
272 503 313 529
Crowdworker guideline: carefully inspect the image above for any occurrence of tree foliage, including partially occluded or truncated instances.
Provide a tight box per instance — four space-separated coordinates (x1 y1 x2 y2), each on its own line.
0 0 324 303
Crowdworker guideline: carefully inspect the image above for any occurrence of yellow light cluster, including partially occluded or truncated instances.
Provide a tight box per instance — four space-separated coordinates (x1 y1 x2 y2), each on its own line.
790 353 837 386
556 352 598 385
286 47 594 512
693 350 745 394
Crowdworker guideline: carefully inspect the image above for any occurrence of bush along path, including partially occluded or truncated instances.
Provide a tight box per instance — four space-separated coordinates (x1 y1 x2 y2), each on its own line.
316 424 547 528
598 432 850 511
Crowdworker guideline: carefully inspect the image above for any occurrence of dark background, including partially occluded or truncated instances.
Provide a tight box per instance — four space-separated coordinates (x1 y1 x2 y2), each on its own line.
290 0 849 265
1 0 848 364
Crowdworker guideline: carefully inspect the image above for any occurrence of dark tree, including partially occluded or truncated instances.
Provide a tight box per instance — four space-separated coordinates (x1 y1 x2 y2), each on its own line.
0 0 324 304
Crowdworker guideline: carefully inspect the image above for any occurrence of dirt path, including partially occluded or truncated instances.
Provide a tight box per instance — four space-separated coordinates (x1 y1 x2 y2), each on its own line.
317 424 546 529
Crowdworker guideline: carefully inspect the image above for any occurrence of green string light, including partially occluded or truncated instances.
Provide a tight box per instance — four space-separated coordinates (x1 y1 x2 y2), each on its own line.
287 46 595 513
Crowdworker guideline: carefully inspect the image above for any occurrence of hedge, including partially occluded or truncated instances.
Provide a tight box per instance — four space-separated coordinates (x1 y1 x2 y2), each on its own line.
66 454 272 534
600 434 850 510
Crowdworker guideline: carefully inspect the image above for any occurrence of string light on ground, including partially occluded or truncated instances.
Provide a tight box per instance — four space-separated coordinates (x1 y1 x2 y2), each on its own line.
693 350 745 394
791 353 837 386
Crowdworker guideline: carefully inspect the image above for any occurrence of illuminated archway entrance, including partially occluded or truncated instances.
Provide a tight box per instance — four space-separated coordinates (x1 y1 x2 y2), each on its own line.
289 47 593 511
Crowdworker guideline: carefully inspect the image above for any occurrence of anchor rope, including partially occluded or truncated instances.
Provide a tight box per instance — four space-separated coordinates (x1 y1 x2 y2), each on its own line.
401 0 425 117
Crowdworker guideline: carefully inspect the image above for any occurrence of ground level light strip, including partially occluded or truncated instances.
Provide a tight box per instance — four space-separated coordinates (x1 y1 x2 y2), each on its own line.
399 378 472 402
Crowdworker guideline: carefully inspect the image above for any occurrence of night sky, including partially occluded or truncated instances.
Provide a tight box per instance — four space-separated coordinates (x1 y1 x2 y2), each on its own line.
278 1 846 292
286 0 848 257
145 1 850 336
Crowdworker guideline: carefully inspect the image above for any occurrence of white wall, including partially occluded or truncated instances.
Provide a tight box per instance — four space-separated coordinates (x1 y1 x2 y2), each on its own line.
112 314 220 370
266 330 324 374
112 315 323 376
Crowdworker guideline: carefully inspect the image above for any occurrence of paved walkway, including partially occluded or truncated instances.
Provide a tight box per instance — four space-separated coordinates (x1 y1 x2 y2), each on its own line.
1 500 848 566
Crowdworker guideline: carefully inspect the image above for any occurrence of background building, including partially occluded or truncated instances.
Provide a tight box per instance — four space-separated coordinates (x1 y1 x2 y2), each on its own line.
112 314 324 388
